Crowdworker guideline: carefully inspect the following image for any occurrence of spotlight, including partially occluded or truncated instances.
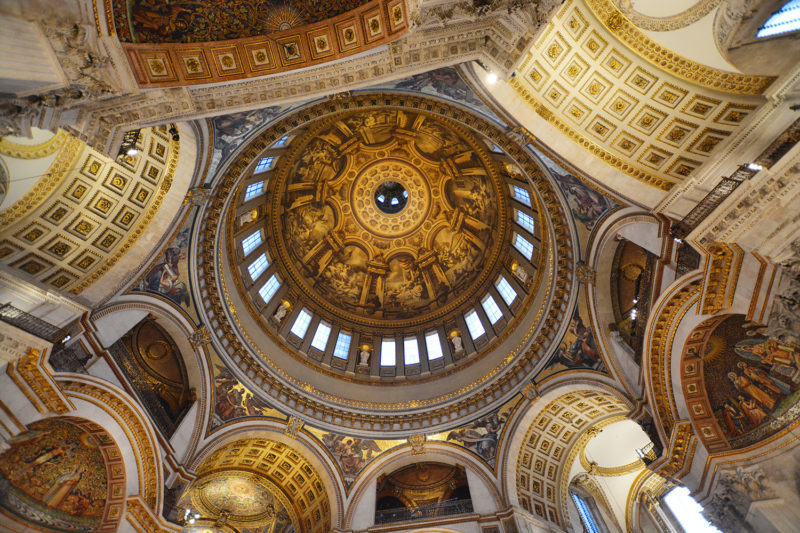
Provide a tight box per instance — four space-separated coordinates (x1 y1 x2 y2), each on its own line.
61 334 71 344
169 126 180 142
126 148 138 156
745 162 763 172
486 72 498 85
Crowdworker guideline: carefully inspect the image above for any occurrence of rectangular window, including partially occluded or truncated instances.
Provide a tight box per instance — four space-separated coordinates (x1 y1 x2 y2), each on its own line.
290 309 312 338
404 337 420 365
273 134 291 147
571 493 601 533
515 209 535 233
244 181 264 201
482 295 503 324
254 156 275 173
332 332 351 359
248 253 269 281
464 310 486 339
496 276 517 306
310 322 332 351
425 331 443 360
513 233 534 260
381 338 396 366
241 230 263 256
258 274 280 303
512 185 531 207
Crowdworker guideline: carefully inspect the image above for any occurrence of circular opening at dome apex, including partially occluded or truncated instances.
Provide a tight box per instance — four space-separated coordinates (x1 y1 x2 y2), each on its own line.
374 180 409 214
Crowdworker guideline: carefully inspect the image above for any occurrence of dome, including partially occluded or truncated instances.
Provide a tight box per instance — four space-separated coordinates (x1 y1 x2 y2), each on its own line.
199 92 576 436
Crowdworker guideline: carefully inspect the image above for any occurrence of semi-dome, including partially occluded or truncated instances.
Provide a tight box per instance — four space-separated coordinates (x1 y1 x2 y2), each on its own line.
198 92 576 436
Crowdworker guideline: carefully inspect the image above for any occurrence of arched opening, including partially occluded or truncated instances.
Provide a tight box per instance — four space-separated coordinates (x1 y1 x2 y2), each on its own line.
177 438 331 533
374 463 472 525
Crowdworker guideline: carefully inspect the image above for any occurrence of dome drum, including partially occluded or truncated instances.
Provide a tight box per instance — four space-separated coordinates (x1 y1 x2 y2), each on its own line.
198 93 576 435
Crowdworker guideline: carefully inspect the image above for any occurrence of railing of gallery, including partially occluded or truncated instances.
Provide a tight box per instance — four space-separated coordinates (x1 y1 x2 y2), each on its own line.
0 303 68 343
375 499 474 524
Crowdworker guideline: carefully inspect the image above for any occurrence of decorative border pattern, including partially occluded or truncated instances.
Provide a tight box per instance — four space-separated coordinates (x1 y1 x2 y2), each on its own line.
0 130 69 159
121 0 408 88
612 0 720 32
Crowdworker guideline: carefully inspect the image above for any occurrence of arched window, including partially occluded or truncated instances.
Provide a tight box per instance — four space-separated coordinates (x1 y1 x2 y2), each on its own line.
571 491 602 533
757 0 800 38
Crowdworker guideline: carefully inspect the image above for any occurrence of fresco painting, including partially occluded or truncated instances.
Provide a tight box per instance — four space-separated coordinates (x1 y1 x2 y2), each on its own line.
113 0 369 43
211 362 284 428
0 418 113 532
529 146 616 245
134 209 200 322
536 289 606 382
702 315 800 448
431 393 522 466
305 427 402 486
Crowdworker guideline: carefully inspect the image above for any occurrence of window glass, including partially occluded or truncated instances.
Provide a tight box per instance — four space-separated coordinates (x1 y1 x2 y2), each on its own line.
571 493 600 533
332 332 351 359
254 156 275 173
482 295 503 324
290 309 312 338
258 274 280 303
513 233 534 260
273 134 291 147
512 185 531 207
496 276 517 306
515 209 535 233
242 231 263 256
244 181 264 201
425 331 443 360
757 0 800 37
404 337 420 365
465 310 485 339
310 323 332 351
664 487 721 533
381 338 396 366
248 253 269 281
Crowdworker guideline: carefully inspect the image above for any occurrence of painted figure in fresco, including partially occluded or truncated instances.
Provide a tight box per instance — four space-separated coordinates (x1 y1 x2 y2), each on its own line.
321 434 380 478
446 411 506 462
728 372 779 411
568 314 600 367
737 395 769 429
736 338 800 385
394 67 485 109
144 247 190 306
722 399 746 436
737 362 789 395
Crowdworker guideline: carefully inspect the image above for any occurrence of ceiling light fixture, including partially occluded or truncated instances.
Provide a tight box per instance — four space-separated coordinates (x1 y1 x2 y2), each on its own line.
486 72 498 85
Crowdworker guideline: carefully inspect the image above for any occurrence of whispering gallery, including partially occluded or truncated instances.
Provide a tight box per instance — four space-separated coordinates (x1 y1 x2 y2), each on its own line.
1 0 800 532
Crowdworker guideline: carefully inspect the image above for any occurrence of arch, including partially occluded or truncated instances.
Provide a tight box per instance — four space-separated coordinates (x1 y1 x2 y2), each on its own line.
187 421 345 529
88 295 212 463
0 415 126 532
55 375 165 513
343 442 502 531
501 383 633 528
585 209 670 395
181 434 333 533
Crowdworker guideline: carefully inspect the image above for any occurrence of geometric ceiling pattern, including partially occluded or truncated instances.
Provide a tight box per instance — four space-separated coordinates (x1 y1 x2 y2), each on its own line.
0 126 177 294
511 0 766 191
516 390 629 527
194 439 331 533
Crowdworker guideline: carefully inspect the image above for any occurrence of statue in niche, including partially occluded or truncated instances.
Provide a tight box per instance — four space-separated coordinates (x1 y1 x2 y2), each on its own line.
272 300 291 323
450 331 464 354
512 261 530 288
358 345 371 367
